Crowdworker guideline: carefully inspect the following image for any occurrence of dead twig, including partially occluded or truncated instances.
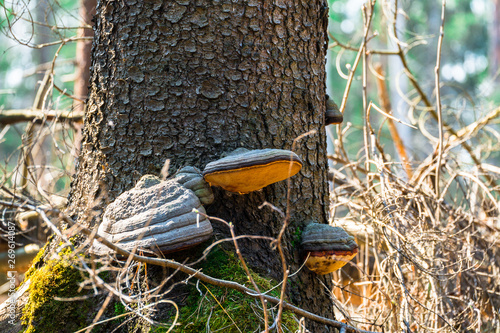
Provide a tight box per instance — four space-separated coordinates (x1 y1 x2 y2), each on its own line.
0 109 84 125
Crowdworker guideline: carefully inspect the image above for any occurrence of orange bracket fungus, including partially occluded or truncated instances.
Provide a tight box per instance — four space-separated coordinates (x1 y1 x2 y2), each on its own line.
202 148 303 194
301 222 358 275
325 95 343 125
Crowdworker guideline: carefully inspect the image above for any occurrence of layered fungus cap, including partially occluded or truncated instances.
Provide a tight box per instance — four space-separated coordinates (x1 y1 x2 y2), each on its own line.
202 148 302 194
174 166 214 205
301 222 358 275
91 175 213 256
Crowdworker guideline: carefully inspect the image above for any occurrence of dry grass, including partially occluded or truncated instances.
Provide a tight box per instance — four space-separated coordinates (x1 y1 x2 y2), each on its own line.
328 151 499 331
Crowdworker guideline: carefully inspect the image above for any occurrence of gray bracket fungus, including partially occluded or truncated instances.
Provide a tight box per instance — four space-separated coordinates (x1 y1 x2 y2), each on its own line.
301 222 357 252
174 166 214 205
325 94 343 125
91 174 213 256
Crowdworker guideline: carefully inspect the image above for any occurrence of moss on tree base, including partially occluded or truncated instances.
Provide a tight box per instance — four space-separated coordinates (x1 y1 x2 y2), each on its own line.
150 247 299 333
21 250 93 333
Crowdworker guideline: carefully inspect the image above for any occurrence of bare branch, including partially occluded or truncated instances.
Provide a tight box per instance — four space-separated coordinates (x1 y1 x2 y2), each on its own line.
0 109 84 125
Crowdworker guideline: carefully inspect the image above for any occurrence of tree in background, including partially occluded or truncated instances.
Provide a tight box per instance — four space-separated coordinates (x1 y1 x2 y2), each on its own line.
73 0 96 112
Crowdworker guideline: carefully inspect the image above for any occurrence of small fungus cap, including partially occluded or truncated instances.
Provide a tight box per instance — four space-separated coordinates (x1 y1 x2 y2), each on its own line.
301 223 357 252
325 97 343 125
175 166 214 205
202 148 303 194
301 223 358 275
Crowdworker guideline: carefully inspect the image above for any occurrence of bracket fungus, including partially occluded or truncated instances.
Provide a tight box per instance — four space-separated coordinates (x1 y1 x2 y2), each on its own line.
325 95 343 125
174 166 214 205
91 174 213 256
301 222 358 275
202 148 302 194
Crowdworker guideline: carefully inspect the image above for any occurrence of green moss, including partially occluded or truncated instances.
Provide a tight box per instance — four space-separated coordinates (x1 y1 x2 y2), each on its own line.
114 300 126 316
21 256 93 333
291 226 303 248
153 248 298 333
21 245 298 332
23 243 48 281
112 301 127 325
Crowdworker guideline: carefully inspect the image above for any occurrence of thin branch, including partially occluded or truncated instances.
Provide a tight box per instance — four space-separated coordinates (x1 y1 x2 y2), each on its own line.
29 36 92 49
275 129 317 332
229 222 269 332
374 64 413 179
338 2 376 114
362 3 371 187
82 229 378 333
53 84 86 103
434 0 446 200
452 106 500 142
0 109 84 125
328 32 399 55
390 0 498 192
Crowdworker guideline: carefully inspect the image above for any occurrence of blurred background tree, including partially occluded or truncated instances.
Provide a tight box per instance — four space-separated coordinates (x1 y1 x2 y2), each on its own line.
326 0 498 160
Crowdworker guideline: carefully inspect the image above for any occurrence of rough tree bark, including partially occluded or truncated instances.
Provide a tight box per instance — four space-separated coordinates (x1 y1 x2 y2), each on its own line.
74 0 334 331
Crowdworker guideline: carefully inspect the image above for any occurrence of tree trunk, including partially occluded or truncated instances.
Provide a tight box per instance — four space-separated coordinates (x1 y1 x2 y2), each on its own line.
67 0 334 330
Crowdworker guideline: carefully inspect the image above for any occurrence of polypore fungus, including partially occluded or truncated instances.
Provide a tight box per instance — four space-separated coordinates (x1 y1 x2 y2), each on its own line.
202 148 302 194
174 166 214 205
301 222 358 275
325 95 343 125
91 174 213 256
